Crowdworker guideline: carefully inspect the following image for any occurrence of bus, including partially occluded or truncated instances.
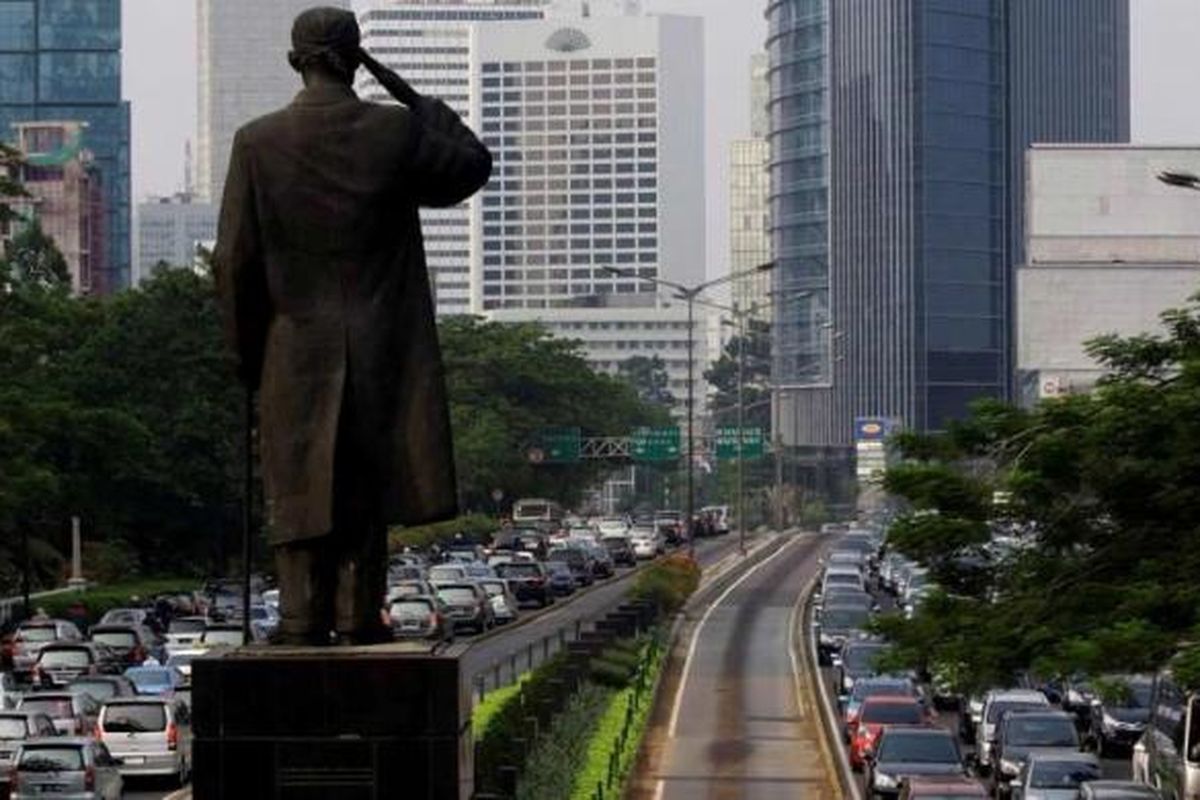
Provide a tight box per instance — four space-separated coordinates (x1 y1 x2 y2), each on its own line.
1133 670 1200 799
512 498 564 526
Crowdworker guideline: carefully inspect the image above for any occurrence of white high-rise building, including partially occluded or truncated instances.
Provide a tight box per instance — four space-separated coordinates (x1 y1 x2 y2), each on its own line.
729 54 771 318
134 194 218 285
196 0 350 204
356 0 551 315
471 14 707 413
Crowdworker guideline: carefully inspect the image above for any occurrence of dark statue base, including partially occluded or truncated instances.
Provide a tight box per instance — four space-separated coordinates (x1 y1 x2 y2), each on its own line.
192 642 472 799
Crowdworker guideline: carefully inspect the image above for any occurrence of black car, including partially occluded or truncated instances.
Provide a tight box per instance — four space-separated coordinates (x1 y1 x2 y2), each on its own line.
387 595 455 644
866 726 966 798
601 536 636 567
990 709 1080 790
494 561 554 608
33 643 121 687
1087 675 1152 756
434 583 494 635
545 562 577 596
547 547 595 588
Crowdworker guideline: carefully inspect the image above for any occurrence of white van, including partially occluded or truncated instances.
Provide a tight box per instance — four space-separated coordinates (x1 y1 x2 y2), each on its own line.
97 698 192 785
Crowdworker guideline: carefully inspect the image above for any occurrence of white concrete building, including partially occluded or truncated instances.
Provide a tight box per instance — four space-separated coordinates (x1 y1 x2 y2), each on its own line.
1018 144 1200 402
469 13 707 413
729 54 770 317
134 194 218 285
356 0 550 315
196 0 350 203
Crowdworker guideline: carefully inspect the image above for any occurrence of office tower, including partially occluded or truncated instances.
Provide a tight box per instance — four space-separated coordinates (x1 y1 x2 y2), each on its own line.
472 14 707 413
767 0 1130 477
0 0 131 292
7 121 105 294
729 54 770 318
134 193 218 285
356 0 550 316
196 0 349 205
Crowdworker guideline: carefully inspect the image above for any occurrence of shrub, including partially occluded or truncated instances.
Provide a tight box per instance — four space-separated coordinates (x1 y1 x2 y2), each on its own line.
516 683 611 800
630 553 700 614
388 513 497 552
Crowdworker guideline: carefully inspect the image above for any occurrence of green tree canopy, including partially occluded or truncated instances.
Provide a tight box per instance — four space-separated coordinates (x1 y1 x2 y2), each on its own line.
877 295 1200 691
616 355 675 410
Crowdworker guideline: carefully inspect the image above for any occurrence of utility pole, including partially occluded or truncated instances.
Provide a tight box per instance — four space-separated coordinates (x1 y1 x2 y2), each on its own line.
735 311 746 554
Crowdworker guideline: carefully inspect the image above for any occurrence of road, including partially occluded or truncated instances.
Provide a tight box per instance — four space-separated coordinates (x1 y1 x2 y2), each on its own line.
636 532 840 799
125 534 749 799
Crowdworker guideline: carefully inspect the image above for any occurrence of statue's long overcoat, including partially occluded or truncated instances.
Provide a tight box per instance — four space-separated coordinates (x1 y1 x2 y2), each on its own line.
214 83 492 544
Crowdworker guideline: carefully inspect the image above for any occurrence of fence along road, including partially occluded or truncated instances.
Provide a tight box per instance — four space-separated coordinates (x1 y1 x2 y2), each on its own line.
632 532 839 800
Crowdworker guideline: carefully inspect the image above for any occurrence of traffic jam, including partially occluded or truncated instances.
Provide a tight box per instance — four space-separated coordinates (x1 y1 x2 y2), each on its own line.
811 523 1181 800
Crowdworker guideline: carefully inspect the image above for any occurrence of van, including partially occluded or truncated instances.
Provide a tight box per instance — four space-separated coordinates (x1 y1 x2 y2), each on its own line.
97 697 192 785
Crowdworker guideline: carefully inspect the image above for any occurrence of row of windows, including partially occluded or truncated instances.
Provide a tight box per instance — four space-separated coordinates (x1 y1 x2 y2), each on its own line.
491 177 658 193
482 282 658 297
363 9 542 22
489 163 656 178
484 135 657 151
0 52 120 104
484 87 656 103
480 117 655 133
549 320 688 332
483 101 657 117
0 0 120 51
484 267 657 282
484 222 657 236
481 206 651 222
483 249 656 265
484 58 656 73
485 235 658 249
482 192 658 207
366 46 469 56
482 72 654 88
362 28 467 39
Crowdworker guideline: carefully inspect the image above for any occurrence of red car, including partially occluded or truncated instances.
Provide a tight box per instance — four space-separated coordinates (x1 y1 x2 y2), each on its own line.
850 695 930 770
898 776 987 798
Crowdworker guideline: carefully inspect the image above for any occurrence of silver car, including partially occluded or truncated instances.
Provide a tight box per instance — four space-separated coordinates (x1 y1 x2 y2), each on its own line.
97 697 192 784
0 711 59 791
10 737 124 800
1010 752 1101 800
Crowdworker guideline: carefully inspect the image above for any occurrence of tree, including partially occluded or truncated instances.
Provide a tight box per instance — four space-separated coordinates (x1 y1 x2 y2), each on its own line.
3 221 71 289
876 295 1200 691
704 318 770 430
440 318 670 512
617 355 675 409
0 142 29 231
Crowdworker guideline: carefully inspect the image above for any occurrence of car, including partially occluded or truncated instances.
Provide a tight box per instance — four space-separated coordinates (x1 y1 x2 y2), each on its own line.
976 689 1051 771
428 564 470 583
898 777 988 799
991 709 1081 791
65 676 138 705
654 512 684 544
164 651 204 680
494 561 554 608
851 695 930 770
866 726 966 798
0 711 59 787
87 625 157 667
123 665 186 697
97 607 156 629
1009 752 1101 800
1087 674 1153 756
478 580 520 625
546 547 595 587
200 623 247 648
10 621 83 679
16 691 99 736
544 562 577 596
844 677 923 742
585 543 615 578
32 643 120 688
387 579 436 602
629 533 658 560
815 603 872 665
601 535 636 567
820 564 866 596
163 617 207 655
387 595 455 642
837 640 888 699
8 737 124 800
1077 780 1163 799
96 697 192 785
817 589 876 616
595 518 629 538
433 583 494 635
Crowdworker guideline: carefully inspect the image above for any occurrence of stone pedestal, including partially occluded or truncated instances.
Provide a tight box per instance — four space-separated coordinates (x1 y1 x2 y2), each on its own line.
192 642 471 799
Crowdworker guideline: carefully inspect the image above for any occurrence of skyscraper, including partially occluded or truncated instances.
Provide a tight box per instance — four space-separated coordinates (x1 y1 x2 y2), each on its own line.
472 13 708 413
356 0 550 316
134 193 217 285
0 0 131 292
729 54 770 317
768 0 1130 475
196 0 349 205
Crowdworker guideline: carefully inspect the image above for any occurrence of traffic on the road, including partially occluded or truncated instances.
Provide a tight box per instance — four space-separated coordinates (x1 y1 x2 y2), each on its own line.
0 501 729 799
811 522 1167 800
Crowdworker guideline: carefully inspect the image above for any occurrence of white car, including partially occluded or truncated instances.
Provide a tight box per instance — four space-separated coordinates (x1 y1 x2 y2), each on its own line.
629 535 657 560
163 617 207 656
97 698 192 784
595 518 629 537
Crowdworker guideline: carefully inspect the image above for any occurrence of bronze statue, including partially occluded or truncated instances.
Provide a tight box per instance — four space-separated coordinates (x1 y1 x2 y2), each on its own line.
213 7 491 646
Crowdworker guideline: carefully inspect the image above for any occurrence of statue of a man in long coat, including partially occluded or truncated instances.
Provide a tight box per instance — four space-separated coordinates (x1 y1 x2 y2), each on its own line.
213 7 491 645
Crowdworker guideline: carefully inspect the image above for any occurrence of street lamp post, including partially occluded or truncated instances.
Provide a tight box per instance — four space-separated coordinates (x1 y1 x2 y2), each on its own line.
601 262 775 557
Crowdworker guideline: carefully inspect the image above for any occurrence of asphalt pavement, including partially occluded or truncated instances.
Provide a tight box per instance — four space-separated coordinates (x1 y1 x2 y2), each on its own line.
637 531 841 800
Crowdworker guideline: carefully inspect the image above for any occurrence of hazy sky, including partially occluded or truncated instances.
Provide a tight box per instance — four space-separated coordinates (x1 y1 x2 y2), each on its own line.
122 0 1200 279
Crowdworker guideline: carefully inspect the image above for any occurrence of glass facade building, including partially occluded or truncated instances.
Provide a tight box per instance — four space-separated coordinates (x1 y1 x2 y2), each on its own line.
0 0 131 292
769 0 1129 450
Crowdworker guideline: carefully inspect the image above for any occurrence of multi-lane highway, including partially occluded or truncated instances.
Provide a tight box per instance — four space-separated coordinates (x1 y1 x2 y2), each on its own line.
632 532 841 800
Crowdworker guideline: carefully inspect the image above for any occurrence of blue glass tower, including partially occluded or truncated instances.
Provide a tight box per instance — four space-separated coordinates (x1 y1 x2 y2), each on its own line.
0 0 131 292
769 0 1129 458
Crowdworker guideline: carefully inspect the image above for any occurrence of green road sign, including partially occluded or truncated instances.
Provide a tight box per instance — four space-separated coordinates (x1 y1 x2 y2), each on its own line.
533 427 581 463
631 426 681 462
715 427 765 460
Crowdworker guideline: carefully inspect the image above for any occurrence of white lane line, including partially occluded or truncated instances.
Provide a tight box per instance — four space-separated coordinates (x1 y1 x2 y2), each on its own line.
805 575 864 799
